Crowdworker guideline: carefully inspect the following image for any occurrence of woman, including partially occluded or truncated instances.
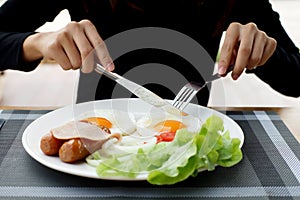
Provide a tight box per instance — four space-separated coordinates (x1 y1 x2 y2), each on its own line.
0 0 299 105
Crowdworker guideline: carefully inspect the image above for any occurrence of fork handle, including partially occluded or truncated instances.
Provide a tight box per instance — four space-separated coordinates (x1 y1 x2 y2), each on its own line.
206 64 234 83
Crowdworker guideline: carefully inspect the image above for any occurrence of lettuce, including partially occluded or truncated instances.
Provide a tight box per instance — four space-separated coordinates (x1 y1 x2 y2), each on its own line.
89 114 243 185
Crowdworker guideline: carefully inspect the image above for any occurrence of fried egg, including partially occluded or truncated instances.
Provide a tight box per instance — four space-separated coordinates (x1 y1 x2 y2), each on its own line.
79 109 137 135
134 110 202 140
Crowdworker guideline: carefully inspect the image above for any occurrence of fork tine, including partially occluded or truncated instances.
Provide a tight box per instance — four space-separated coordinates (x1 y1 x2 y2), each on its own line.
175 89 195 109
172 88 186 106
174 88 194 109
177 89 198 110
172 87 194 109
173 88 189 104
172 81 206 110
172 87 189 106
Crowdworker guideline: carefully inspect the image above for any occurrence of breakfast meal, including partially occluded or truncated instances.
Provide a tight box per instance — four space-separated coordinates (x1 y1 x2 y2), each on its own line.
40 108 243 185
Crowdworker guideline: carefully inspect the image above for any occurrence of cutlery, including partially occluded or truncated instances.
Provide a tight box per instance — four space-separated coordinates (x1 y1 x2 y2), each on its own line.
172 64 234 111
94 64 185 116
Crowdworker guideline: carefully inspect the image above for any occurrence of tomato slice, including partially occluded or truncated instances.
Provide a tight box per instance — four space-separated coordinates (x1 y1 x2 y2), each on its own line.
155 132 176 143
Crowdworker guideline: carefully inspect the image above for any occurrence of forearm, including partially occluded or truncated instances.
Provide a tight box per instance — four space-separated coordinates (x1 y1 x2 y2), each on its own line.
0 0 71 71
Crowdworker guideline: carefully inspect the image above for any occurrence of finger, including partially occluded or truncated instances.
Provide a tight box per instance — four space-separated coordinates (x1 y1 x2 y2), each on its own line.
259 37 277 66
232 24 256 79
71 26 95 73
52 46 73 70
94 42 115 71
58 26 82 70
218 23 240 75
81 20 115 71
46 42 72 70
246 31 266 69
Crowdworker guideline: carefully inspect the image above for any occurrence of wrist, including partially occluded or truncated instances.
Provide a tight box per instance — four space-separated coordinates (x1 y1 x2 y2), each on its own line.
22 32 44 62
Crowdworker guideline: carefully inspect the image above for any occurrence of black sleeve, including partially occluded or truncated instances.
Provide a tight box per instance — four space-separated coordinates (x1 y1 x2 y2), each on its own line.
0 0 68 71
230 0 300 97
0 31 40 71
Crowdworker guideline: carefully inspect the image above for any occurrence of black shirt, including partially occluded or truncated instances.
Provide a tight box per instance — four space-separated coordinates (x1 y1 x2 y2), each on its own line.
0 0 299 104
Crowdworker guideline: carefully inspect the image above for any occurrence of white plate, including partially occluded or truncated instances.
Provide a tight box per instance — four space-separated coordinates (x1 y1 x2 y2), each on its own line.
22 98 244 180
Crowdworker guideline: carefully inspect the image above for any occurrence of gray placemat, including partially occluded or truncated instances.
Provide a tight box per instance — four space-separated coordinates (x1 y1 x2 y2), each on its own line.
0 110 300 199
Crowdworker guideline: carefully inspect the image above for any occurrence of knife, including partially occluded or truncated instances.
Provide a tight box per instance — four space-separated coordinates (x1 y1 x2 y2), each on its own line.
95 64 186 116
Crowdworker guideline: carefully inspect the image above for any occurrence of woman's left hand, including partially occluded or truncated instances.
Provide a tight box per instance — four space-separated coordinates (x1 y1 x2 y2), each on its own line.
218 22 277 80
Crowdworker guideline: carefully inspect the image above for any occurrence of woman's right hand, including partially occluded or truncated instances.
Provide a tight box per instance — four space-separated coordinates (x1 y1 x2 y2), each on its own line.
22 19 114 73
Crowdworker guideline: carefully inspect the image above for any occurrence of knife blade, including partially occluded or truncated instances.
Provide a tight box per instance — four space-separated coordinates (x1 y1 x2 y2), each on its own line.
95 64 186 116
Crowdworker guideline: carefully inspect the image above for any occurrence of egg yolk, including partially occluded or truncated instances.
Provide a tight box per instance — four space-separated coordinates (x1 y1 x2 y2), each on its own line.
84 117 113 129
154 120 186 143
154 120 186 133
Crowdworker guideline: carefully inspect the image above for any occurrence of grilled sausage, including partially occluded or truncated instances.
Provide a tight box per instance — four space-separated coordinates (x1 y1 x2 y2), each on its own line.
58 133 121 163
40 132 64 156
58 139 91 163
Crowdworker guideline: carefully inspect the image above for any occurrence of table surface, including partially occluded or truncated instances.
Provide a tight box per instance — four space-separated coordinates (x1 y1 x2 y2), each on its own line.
220 105 300 143
0 106 300 199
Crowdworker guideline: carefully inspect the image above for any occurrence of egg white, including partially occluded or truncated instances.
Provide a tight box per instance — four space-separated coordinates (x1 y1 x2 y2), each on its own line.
134 110 202 137
79 109 137 135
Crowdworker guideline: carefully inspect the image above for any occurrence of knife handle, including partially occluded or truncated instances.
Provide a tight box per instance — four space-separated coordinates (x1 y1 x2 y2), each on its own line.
95 64 120 81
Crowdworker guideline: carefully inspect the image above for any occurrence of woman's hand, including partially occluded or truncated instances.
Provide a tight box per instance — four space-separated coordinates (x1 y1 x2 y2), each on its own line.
22 20 114 73
218 22 277 80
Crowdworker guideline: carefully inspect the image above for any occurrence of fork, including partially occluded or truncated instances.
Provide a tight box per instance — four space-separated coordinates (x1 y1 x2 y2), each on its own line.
172 65 234 111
